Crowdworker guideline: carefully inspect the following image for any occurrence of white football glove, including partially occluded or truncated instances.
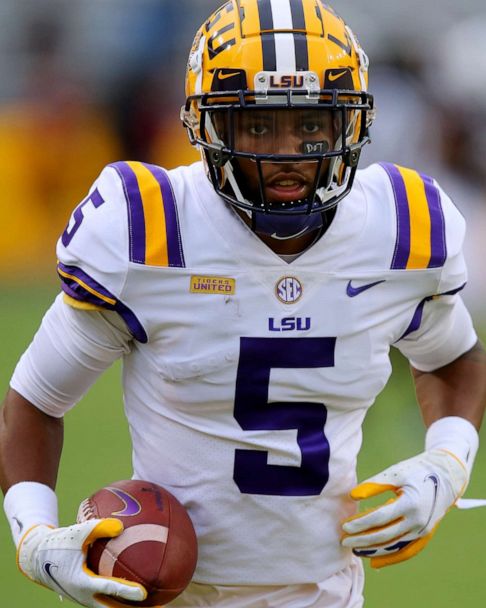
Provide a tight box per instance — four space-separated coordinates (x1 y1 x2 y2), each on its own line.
341 448 468 568
17 518 147 608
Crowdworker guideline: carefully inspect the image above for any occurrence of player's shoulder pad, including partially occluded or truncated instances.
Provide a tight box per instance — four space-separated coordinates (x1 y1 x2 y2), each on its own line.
367 162 465 271
56 160 185 343
57 163 130 298
58 161 185 270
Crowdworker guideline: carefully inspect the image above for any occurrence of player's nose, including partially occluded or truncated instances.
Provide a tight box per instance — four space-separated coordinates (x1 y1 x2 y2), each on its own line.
274 129 303 155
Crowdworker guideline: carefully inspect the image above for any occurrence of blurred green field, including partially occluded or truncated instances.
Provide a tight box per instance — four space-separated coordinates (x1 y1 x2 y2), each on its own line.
1 285 485 607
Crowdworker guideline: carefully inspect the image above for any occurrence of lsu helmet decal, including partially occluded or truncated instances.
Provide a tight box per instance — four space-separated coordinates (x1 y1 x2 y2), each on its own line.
181 0 375 239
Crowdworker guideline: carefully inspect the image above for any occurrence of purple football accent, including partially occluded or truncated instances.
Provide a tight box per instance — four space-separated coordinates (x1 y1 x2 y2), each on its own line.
106 487 142 517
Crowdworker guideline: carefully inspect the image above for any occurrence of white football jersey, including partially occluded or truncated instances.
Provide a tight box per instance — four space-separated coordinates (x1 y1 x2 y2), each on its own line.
55 160 476 585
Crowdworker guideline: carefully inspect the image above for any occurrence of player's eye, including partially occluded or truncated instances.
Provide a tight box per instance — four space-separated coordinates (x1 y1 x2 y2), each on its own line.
248 123 269 136
302 122 321 134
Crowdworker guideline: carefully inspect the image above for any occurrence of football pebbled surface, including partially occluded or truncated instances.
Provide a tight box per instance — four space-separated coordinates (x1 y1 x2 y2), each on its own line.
78 479 198 606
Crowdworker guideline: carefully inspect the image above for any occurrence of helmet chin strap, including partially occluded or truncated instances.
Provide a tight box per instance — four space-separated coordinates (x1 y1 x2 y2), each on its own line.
252 190 337 241
251 205 324 240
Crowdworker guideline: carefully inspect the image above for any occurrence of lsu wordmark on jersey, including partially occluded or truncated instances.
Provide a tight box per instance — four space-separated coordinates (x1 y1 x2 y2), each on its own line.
53 158 475 585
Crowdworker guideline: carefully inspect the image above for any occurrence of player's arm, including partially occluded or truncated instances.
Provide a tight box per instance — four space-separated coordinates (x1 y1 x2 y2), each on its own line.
1 297 147 608
0 389 63 492
412 340 486 430
342 291 484 568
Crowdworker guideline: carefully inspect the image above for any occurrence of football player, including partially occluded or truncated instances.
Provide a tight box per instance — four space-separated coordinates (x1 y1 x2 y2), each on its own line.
1 1 485 607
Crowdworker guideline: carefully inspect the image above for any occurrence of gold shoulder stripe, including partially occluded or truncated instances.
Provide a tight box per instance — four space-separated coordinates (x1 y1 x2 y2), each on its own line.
63 294 105 311
126 161 169 267
395 166 432 270
57 268 117 306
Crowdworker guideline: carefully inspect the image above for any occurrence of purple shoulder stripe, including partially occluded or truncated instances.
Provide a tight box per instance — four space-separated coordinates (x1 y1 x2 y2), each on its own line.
110 161 146 264
379 162 411 270
110 161 185 268
420 172 447 268
141 162 185 268
57 262 148 343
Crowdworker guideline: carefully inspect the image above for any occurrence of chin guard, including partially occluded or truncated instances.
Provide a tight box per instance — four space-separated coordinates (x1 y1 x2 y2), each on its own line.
251 204 325 240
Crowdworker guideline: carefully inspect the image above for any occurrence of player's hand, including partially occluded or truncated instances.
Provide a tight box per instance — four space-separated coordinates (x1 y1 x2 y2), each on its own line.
341 449 468 568
17 518 147 608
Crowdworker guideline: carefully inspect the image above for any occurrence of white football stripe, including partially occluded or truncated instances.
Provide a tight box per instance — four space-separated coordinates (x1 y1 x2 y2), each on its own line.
269 0 297 72
270 0 292 29
275 33 296 72
99 524 169 576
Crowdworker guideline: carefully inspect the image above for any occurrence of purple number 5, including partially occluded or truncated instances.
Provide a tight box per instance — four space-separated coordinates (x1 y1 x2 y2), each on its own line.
62 189 105 247
233 337 335 496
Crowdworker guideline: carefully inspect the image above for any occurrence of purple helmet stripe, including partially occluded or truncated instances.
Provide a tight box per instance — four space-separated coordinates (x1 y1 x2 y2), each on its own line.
141 163 186 268
57 262 148 343
420 173 447 268
110 162 146 264
380 163 411 270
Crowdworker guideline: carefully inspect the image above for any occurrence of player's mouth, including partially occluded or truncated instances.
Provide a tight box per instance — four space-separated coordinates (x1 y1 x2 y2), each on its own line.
265 173 311 203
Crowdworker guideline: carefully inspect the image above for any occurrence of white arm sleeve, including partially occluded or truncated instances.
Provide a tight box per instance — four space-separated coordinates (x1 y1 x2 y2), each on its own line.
10 294 133 417
395 294 478 372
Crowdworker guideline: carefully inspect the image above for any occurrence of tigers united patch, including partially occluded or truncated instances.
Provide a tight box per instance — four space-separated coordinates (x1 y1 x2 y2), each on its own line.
190 276 236 295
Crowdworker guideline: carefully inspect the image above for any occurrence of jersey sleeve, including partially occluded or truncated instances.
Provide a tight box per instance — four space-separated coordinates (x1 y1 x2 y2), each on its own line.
10 294 132 417
393 176 478 370
56 164 147 342
395 294 477 371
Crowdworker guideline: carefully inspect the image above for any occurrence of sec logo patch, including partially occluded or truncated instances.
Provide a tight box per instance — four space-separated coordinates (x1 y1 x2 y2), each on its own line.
275 276 303 304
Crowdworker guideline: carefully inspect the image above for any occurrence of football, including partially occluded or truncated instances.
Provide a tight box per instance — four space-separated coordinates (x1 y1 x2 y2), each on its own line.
77 479 198 607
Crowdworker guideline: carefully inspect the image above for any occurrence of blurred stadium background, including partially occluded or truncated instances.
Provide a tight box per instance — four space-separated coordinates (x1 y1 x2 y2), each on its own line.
0 1 485 606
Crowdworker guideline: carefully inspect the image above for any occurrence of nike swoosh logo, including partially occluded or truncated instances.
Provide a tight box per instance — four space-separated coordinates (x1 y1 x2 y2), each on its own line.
420 474 440 533
271 227 308 240
13 517 24 532
384 539 412 553
355 538 414 557
328 70 348 82
43 562 79 603
346 280 386 297
218 72 241 80
107 487 141 516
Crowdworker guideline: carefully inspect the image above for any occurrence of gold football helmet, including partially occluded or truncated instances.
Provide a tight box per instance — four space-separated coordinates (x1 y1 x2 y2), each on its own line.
181 0 374 239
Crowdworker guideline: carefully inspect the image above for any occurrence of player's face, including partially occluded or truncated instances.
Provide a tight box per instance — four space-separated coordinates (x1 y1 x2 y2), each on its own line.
232 108 337 205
